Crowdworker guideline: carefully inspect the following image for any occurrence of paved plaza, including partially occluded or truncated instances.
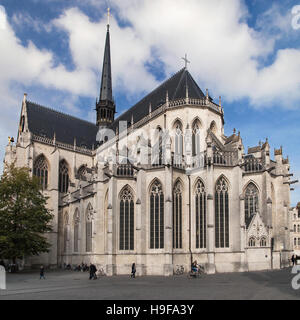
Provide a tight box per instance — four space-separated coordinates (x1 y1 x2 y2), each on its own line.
0 267 299 300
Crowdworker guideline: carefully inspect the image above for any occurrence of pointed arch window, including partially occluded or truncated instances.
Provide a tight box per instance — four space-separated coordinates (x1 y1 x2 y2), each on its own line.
150 180 164 249
174 121 183 161
73 209 80 253
215 177 229 248
249 237 256 247
33 155 49 190
192 120 201 156
158 127 163 165
119 187 134 251
173 181 182 249
195 180 206 249
59 160 69 193
86 204 93 253
260 237 267 247
63 213 69 253
245 183 259 228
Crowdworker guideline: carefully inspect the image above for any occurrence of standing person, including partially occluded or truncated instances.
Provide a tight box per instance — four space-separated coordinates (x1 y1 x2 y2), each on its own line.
291 254 295 266
40 266 45 280
191 261 198 274
131 263 136 278
89 263 97 280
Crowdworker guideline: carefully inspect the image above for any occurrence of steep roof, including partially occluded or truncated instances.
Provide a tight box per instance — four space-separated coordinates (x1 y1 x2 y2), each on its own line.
25 68 207 148
248 146 261 154
26 101 98 150
225 133 239 145
110 68 206 130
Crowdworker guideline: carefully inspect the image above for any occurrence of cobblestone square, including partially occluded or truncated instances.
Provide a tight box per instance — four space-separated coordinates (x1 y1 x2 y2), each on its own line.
0 268 299 300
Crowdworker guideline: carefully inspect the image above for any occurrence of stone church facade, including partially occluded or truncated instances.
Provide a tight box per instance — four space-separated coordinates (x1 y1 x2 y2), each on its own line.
3 23 295 275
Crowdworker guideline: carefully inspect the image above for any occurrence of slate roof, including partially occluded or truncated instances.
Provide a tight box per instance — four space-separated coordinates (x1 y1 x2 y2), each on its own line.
99 25 113 102
110 68 206 130
225 134 239 145
248 146 261 154
26 101 98 150
26 68 207 148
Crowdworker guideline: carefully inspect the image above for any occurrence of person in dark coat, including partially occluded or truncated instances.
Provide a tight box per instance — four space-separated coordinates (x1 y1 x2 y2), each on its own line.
89 263 97 280
40 266 45 280
131 263 136 278
292 254 295 266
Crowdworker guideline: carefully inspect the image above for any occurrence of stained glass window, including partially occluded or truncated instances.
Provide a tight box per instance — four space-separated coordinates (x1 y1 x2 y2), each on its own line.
73 209 80 253
119 187 134 250
59 160 69 193
195 180 206 249
215 177 229 248
173 181 182 249
86 204 93 252
192 121 201 156
245 183 259 228
150 180 164 249
33 155 48 190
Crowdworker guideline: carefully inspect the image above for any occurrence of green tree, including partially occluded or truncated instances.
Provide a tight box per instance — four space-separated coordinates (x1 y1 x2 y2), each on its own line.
0 163 53 266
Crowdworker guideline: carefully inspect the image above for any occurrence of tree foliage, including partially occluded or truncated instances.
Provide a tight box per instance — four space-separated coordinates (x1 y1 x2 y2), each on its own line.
0 163 53 263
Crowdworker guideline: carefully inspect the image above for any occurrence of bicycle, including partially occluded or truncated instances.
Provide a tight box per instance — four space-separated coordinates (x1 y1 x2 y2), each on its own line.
174 265 185 275
96 267 107 277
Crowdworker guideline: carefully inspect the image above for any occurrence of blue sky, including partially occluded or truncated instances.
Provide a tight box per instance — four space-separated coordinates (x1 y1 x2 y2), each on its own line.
0 0 299 205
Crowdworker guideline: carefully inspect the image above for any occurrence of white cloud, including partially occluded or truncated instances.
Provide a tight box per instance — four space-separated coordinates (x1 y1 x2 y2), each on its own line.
0 5 7 30
52 7 158 96
106 0 300 108
1 0 300 178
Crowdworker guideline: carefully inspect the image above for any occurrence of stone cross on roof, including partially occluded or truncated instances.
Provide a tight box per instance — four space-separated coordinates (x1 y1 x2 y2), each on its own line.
182 54 190 69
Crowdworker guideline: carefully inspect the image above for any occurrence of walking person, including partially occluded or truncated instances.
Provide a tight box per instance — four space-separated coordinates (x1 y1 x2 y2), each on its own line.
291 254 295 266
131 263 136 278
89 263 97 280
40 265 45 280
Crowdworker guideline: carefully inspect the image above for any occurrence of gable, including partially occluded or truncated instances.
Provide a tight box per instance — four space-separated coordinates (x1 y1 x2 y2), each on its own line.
247 213 269 241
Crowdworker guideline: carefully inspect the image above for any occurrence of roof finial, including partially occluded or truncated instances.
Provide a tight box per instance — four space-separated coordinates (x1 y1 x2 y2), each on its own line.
206 89 209 104
181 54 190 69
166 91 169 107
23 93 27 104
107 7 111 27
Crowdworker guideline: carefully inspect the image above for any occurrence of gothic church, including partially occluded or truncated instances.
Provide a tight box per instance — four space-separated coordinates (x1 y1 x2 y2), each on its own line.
3 21 295 275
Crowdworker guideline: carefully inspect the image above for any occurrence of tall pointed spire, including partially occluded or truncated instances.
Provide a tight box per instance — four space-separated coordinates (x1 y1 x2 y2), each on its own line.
96 8 115 127
100 23 112 101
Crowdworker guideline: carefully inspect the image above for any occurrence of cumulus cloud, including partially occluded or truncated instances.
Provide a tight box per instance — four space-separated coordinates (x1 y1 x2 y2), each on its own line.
107 0 300 108
52 7 158 97
2 0 300 176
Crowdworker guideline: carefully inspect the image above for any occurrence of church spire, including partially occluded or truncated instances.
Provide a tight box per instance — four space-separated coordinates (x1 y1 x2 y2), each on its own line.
96 8 115 127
